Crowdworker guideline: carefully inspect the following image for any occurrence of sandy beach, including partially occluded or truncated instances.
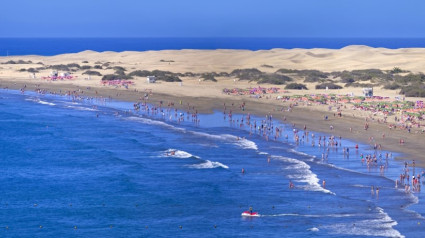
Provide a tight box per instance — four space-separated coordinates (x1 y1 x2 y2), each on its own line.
1 47 425 166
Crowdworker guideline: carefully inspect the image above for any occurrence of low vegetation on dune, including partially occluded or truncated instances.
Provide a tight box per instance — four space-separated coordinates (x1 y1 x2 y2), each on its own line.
128 70 152 77
257 74 292 85
6 59 425 97
66 63 80 69
83 70 102 76
315 82 343 90
261 64 274 68
271 67 425 97
102 74 132 81
200 73 217 82
231 68 293 84
127 69 182 82
285 83 308 90
399 85 425 97
231 68 264 81
1 60 33 64
18 68 39 73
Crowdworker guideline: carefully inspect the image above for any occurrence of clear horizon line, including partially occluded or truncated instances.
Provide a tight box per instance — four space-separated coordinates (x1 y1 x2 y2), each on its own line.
1 36 425 39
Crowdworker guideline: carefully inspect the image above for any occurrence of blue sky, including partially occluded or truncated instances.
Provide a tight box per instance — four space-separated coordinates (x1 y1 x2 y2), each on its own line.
1 0 425 38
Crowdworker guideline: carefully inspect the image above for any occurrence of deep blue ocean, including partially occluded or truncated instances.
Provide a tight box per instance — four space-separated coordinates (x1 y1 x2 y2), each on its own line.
1 89 424 237
1 38 425 56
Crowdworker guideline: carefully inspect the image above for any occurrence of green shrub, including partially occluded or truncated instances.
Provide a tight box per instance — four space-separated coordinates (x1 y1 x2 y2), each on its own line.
383 83 401 90
83 70 102 76
49 64 70 71
159 75 182 82
400 85 425 97
115 69 126 76
304 76 321 83
275 68 299 74
3 60 32 64
113 66 126 71
67 63 80 68
285 83 308 90
390 67 403 74
102 74 120 81
257 74 292 85
261 64 273 68
346 82 376 88
401 73 425 84
128 70 152 77
102 74 132 80
231 68 263 80
201 73 217 82
184 72 196 77
315 83 342 89
340 77 355 84
299 70 329 79
128 70 181 82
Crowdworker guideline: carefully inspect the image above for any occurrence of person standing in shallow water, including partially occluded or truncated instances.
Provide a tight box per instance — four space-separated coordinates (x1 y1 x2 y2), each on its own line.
322 180 326 188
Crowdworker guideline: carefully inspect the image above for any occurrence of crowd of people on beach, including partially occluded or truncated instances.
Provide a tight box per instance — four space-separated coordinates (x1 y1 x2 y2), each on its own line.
219 100 424 197
270 93 425 134
8 83 425 199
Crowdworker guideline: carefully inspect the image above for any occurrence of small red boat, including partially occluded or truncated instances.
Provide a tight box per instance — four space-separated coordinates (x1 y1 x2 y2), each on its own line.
241 211 260 217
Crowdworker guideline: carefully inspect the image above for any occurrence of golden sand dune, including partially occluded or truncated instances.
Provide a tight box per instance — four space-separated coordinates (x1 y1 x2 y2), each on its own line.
2 46 425 74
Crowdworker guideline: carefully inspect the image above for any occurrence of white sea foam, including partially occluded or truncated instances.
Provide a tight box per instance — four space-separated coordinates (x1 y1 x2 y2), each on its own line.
325 162 361 174
265 213 300 217
407 192 419 205
64 101 79 105
289 148 316 159
258 152 268 155
66 105 98 111
188 160 229 169
160 149 227 169
236 137 258 150
190 131 224 140
127 117 258 151
26 98 56 106
190 132 258 150
274 156 335 195
403 193 424 219
37 100 56 106
308 227 319 232
265 213 354 218
161 149 198 159
322 207 404 238
353 184 370 188
126 116 186 132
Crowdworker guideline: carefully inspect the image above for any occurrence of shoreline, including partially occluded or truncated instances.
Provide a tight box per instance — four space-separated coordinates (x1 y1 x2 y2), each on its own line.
1 80 421 238
1 78 423 167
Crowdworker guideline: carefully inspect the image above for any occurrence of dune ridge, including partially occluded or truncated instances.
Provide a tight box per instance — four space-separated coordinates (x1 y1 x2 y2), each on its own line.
2 46 425 74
